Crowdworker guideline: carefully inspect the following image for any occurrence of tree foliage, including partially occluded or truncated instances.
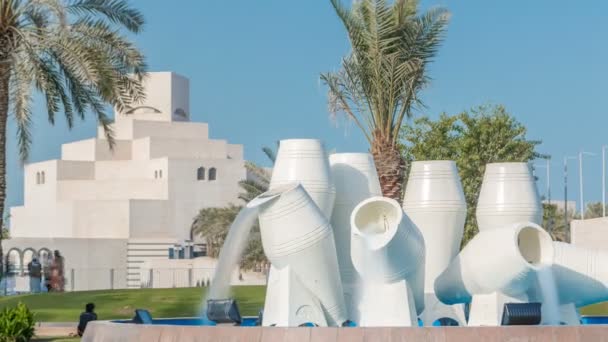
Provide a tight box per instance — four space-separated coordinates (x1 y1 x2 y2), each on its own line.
322 0 449 201
191 147 274 271
401 105 544 245
0 0 146 272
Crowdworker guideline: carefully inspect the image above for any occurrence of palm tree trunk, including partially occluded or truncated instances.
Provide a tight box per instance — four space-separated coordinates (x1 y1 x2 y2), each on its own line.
0 65 10 274
371 136 405 203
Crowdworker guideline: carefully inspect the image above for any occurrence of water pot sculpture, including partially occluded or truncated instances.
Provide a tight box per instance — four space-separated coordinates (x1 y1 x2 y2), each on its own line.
350 197 425 326
329 153 382 317
403 161 467 326
256 183 347 327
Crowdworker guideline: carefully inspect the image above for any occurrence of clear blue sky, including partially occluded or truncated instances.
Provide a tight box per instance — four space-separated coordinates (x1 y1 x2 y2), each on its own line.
7 0 608 212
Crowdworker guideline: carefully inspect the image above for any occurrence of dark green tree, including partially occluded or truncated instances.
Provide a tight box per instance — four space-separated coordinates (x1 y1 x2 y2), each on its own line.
401 105 544 245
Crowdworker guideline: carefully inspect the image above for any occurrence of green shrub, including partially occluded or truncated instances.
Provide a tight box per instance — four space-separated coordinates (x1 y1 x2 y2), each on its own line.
0 303 35 342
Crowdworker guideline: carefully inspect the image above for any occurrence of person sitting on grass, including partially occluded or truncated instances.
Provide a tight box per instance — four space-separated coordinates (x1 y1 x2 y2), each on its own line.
77 303 98 337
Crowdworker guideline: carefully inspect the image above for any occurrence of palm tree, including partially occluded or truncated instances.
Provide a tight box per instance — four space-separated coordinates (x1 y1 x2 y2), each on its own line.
321 0 448 201
0 0 147 269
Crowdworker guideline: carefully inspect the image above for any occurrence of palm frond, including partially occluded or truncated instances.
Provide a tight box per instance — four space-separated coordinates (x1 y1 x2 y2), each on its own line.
67 0 144 33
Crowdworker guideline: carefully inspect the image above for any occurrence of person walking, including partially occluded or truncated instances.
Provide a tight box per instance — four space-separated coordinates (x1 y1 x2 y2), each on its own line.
27 258 42 293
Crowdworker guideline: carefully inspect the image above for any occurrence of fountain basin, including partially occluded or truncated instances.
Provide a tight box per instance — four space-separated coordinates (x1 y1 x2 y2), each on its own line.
82 320 608 342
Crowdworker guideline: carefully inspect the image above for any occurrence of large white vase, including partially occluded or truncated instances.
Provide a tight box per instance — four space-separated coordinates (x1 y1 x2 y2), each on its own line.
350 197 425 326
403 160 467 326
257 183 347 326
329 153 381 319
476 162 542 231
269 139 335 218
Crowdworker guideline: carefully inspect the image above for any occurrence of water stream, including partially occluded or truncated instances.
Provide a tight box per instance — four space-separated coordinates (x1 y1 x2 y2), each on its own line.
536 264 560 325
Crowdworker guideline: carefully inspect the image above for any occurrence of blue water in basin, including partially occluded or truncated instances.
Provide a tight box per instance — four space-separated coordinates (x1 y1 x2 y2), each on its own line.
580 316 608 325
114 317 259 326
114 316 608 326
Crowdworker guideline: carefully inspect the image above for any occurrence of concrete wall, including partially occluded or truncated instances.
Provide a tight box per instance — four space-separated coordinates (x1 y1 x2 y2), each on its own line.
571 217 608 251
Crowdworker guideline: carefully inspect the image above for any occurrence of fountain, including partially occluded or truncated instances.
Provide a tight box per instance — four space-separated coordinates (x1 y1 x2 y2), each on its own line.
83 141 608 342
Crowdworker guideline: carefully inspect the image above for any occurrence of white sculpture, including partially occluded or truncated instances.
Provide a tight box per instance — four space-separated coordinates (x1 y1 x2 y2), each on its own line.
270 139 335 217
476 162 543 231
403 160 467 326
552 242 608 308
435 222 554 325
329 153 382 318
350 196 425 326
256 183 347 327
262 139 342 326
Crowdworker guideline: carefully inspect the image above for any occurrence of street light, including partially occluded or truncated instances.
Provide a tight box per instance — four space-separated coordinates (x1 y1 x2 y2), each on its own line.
579 150 596 220
603 146 608 217
564 156 577 233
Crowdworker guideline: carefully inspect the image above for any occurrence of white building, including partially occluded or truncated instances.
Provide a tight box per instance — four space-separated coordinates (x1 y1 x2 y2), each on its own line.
4 72 247 290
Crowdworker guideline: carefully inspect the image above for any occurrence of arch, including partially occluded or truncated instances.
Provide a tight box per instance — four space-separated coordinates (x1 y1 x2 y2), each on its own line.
22 249 37 275
173 108 188 119
36 172 40 185
40 171 45 184
197 167 205 181
125 106 161 114
432 317 460 327
6 248 22 275
154 170 158 179
38 248 53 269
159 170 163 178
208 168 217 181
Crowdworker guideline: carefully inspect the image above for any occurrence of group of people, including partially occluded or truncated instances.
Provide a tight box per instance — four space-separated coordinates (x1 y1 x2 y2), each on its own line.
26 250 65 293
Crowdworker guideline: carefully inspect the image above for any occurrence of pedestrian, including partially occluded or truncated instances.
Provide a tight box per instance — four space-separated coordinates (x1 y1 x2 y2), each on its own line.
27 258 42 293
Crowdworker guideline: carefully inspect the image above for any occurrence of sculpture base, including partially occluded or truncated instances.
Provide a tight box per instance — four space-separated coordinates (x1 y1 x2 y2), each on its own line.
262 266 327 327
419 293 467 326
468 292 528 326
356 280 417 327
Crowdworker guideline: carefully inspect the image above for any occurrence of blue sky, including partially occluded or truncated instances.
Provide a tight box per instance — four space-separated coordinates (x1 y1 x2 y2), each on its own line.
8 1 608 212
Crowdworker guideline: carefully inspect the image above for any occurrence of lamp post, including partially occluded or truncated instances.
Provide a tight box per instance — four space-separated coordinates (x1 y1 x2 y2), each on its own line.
579 150 596 220
564 156 577 235
603 146 608 217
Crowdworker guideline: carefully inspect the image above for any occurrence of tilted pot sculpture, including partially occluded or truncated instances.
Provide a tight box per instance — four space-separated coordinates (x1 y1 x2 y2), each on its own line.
262 139 340 326
435 222 554 325
329 153 382 318
350 197 425 326
403 160 467 326
255 183 347 327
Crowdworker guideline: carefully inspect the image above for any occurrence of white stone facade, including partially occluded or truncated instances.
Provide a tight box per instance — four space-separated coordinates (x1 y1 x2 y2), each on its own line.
4 72 247 290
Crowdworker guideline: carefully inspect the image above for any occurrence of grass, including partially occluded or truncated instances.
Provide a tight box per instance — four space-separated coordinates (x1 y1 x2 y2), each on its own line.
0 286 266 322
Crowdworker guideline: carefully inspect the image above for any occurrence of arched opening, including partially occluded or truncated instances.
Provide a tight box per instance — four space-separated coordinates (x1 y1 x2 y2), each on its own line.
208 168 217 181
36 172 40 185
38 248 52 269
154 170 158 179
22 249 37 275
197 167 205 181
159 170 163 178
40 171 45 184
432 317 459 326
6 248 22 275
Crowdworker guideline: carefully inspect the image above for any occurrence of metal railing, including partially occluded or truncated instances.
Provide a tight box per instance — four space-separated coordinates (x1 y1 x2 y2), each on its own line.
0 267 267 295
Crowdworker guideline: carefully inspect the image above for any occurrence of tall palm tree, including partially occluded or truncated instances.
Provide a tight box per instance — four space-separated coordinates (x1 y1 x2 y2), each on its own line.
321 0 448 201
0 0 147 268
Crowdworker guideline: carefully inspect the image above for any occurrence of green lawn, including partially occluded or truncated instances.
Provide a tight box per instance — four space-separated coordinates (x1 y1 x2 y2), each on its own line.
0 286 266 322
0 286 605 324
